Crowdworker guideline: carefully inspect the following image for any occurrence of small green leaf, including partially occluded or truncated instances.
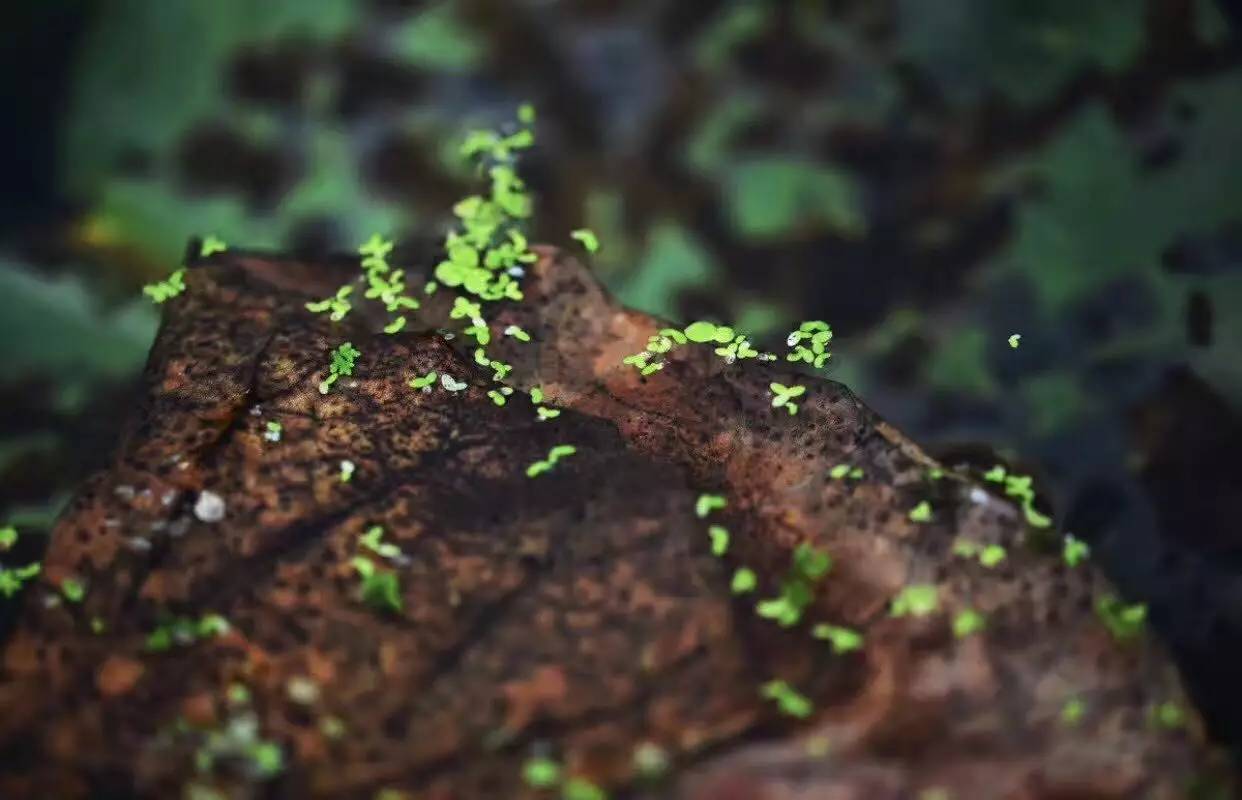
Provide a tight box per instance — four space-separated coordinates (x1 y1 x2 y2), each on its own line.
812 624 863 653
1063 535 1090 567
761 679 813 719
695 494 726 518
200 235 228 257
1008 333 1021 349
522 757 561 788
570 229 600 253
908 501 933 523
708 525 729 556
953 609 986 638
731 568 756 594
891 584 939 618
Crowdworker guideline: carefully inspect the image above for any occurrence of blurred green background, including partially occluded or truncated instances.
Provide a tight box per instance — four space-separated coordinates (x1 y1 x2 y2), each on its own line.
3 0 1242 740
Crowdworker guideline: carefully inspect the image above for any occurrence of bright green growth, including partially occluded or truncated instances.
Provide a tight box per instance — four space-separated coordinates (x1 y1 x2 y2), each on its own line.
979 544 1006 568
199 235 228 257
90 617 106 634
953 609 986 638
1062 697 1086 725
983 465 1008 483
142 268 186 304
537 407 561 421
761 679 813 719
0 526 15 550
61 578 86 603
731 567 757 594
488 388 514 406
145 614 230 652
306 285 354 322
409 371 438 391
632 741 669 779
1063 534 1090 567
360 526 401 561
890 584 939 618
829 464 863 480
504 324 532 342
1008 333 1021 349
812 623 863 654
786 320 833 369
264 421 282 443
756 543 831 627
684 320 735 344
441 374 468 392
980 465 1053 529
708 525 729 556
769 382 806 415
526 445 577 478
1151 701 1185 729
384 317 407 335
352 556 402 613
908 500 933 523
0 526 40 599
571 229 600 253
928 467 945 480
695 494 726 518
339 460 356 483
562 778 607 800
1095 595 1146 641
530 387 544 404
319 342 361 394
522 757 561 788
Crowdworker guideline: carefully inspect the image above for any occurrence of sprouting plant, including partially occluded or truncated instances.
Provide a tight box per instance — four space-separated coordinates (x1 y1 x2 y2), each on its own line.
319 342 361 394
351 557 402 613
488 388 514 406
0 526 40 599
306 286 354 322
1095 595 1146 641
684 320 734 344
360 526 401 561
1151 701 1185 729
526 445 578 478
200 235 228 257
890 584 938 618
983 465 1007 483
409 371 438 392
927 467 945 480
714 333 760 364
339 460 356 483
145 614 230 652
523 757 561 788
953 609 986 638
562 778 607 800
537 407 561 421
1008 334 1021 349
61 578 85 603
441 374 468 392
786 320 833 369
812 624 863 654
143 268 186 304
708 525 730 556
264 421 282 442
828 464 863 480
908 500 933 523
504 324 532 342
1063 534 1089 567
731 567 756 594
695 493 726 518
187 689 284 782
761 679 813 719
1061 697 1085 725
530 387 544 404
769 382 806 415
384 317 407 335
951 540 1004 567
0 526 15 550
756 544 830 627
980 465 1053 529
571 229 600 253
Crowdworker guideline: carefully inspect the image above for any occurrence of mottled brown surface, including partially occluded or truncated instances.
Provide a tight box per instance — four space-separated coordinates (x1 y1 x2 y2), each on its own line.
0 246 1232 799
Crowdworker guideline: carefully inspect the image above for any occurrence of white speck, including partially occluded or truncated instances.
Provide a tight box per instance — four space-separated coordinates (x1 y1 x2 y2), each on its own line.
441 374 468 392
787 332 800 347
194 490 226 523
250 406 263 416
969 487 990 505
286 676 320 705
507 266 525 277
161 491 176 507
113 485 135 501
339 460 356 483
104 518 120 528
124 536 152 552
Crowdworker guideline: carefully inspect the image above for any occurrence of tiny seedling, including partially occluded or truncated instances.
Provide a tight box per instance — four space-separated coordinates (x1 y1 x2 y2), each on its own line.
200 235 228 257
488 388 514 406
526 445 577 478
1061 697 1085 725
761 679 813 719
143 269 186 304
264 421 282 442
1151 701 1184 729
1008 334 1021 349
504 324 532 342
1063 534 1089 567
441 374 468 392
908 501 933 523
571 229 600 253
786 320 833 369
829 464 863 480
536 407 561 421
695 494 726 518
306 286 354 322
61 578 85 603
890 584 938 618
756 544 831 627
0 526 16 550
563 778 607 800
360 526 401 561
953 609 986 638
319 342 361 394
812 624 863 653
523 757 561 788
708 525 729 556
731 567 757 594
769 382 806 415
352 557 402 613
1095 595 1146 641
409 371 438 392
339 460 356 483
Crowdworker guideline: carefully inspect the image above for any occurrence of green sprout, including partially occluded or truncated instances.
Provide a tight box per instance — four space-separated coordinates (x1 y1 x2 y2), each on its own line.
1151 701 1185 730
523 757 561 788
200 235 228 257
953 609 986 638
384 317 407 335
537 407 561 421
571 229 600 253
306 286 354 322
441 374 468 392
0 527 39 599
90 617 105 634
145 614 230 652
684 320 735 344
526 445 578 478
142 268 186 304
1008 334 1021 349
530 387 545 404
983 465 1007 483
761 679 813 719
562 778 607 800
1061 697 1085 726
756 544 831 627
812 624 863 654
927 467 945 480
1063 534 1090 567
352 557 402 613
409 371 438 392
980 465 1053 529
0 526 15 550
695 494 726 518
708 525 730 556
505 324 532 342
731 567 757 594
61 578 85 603
360 526 401 561
714 332 763 364
339 460 356 483
908 500 933 523
488 388 514 406
828 464 863 480
786 320 833 369
769 382 806 415
319 342 361 394
979 544 1006 568
1095 595 1146 641
890 584 939 618
264 421 282 443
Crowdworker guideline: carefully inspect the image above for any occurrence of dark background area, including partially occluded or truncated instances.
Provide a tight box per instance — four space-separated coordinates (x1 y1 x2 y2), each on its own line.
3 0 1242 753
